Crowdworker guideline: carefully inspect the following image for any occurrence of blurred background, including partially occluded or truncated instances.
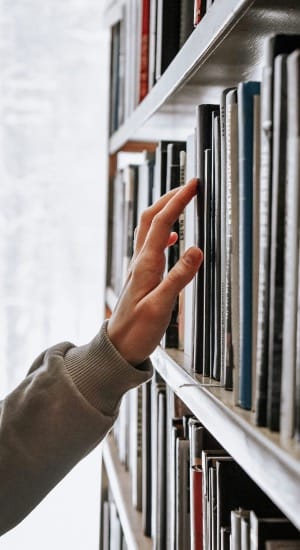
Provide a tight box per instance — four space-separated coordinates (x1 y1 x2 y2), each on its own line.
0 0 109 547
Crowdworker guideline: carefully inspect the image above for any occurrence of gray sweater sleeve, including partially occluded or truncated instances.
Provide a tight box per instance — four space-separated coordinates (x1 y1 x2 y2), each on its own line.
0 320 153 536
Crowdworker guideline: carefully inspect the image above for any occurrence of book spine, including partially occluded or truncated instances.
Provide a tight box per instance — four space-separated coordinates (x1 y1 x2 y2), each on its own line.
281 50 300 441
213 114 222 381
139 0 150 102
267 55 287 430
255 62 274 425
178 150 187 351
252 93 261 413
225 90 238 392
184 133 197 366
203 148 213 376
238 82 260 410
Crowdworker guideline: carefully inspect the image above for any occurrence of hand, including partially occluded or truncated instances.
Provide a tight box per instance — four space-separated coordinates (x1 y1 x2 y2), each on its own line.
107 178 203 366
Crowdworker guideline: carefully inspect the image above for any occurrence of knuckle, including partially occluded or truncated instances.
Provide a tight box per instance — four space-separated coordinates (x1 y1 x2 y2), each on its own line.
140 208 152 226
153 212 167 227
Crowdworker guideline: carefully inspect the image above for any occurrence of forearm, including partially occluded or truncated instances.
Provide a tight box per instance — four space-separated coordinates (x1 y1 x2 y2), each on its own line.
0 321 152 535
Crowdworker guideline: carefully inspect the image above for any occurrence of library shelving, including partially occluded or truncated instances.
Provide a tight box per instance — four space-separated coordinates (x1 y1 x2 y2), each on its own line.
100 1 300 549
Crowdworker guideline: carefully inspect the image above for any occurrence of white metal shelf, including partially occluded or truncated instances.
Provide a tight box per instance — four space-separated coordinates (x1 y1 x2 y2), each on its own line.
102 435 153 550
152 346 300 530
109 0 300 153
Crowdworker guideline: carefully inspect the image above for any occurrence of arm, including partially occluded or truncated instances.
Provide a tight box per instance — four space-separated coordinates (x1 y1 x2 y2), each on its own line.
0 179 202 535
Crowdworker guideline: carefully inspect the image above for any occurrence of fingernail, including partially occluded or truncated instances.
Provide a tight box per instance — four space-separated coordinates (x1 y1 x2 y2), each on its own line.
183 247 203 266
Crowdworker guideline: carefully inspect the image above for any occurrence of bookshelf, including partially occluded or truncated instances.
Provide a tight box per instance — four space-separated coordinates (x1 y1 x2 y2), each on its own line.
105 0 300 153
101 0 300 548
102 435 152 550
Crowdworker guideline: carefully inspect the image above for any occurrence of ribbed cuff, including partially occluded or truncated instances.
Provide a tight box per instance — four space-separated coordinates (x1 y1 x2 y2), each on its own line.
64 320 153 416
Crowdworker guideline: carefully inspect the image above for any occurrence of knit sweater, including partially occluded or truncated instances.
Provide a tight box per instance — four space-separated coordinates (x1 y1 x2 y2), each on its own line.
0 320 153 536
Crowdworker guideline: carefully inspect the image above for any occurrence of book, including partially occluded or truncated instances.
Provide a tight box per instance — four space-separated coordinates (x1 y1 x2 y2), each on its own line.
265 543 300 549
175 437 191 549
231 508 250 550
237 81 260 410
156 389 167 549
202 450 230 550
194 104 219 374
102 500 110 550
110 20 121 134
148 0 158 89
193 0 206 26
139 0 151 102
203 147 213 377
190 465 203 550
213 113 222 381
251 93 261 412
267 54 287 431
189 422 221 550
225 88 238 392
184 132 197 364
142 381 152 536
281 49 300 441
169 420 184 549
130 386 143 511
151 373 165 540
178 149 187 350
164 141 186 348
109 500 122 550
122 165 138 282
152 140 168 203
241 515 250 550
216 458 282 550
155 0 181 80
220 527 231 550
179 0 195 48
219 88 230 386
255 34 300 427
250 512 300 550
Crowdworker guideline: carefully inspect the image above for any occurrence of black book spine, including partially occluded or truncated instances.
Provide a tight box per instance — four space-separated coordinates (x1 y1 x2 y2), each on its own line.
267 54 287 431
193 104 219 373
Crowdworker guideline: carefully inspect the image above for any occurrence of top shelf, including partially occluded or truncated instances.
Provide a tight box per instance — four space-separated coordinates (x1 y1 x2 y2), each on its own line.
109 0 300 153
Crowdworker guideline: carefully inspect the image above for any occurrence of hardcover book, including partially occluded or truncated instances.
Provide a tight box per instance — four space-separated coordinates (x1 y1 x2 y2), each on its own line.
237 81 260 410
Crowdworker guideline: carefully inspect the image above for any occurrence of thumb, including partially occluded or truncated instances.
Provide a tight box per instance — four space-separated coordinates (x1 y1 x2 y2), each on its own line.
152 247 203 306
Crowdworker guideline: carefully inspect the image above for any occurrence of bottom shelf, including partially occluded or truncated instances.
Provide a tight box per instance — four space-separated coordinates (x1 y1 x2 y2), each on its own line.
152 346 300 530
102 434 152 550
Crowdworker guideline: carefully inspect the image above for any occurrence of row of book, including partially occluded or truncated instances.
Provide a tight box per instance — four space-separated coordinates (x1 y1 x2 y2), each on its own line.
111 379 300 549
109 0 217 133
107 33 300 443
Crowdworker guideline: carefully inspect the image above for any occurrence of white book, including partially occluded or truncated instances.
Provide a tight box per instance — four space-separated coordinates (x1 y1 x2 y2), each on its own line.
130 386 143 511
122 165 136 283
184 132 196 364
280 50 300 441
225 91 239 402
241 516 250 550
109 501 122 550
175 438 190 550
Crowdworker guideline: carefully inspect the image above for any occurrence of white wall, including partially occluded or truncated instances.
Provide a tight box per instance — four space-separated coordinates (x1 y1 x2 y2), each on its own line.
0 0 110 547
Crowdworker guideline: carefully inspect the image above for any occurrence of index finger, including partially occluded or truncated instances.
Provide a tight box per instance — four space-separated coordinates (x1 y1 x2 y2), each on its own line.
143 178 199 255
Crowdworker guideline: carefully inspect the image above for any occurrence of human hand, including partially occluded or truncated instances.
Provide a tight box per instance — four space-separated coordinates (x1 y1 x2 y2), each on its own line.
107 178 203 366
